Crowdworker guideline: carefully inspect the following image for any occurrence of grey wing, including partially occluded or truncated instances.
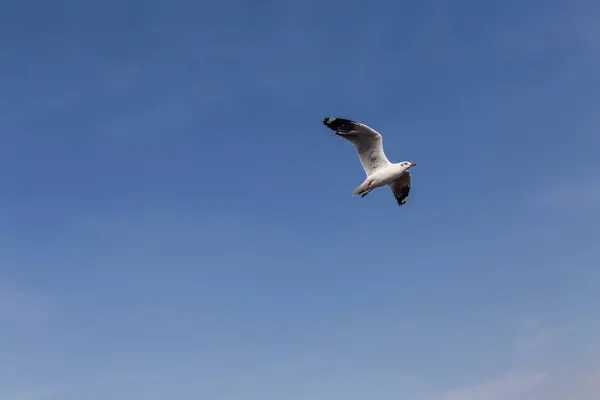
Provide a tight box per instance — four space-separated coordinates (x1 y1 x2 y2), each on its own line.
323 117 391 176
389 171 411 206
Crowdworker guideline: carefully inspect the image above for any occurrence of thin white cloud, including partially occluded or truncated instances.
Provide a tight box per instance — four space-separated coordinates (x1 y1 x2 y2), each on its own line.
434 319 600 400
510 319 554 365
435 369 600 400
436 371 547 400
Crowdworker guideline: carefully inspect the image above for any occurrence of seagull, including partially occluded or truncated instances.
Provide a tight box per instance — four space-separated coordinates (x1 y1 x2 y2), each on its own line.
323 117 416 206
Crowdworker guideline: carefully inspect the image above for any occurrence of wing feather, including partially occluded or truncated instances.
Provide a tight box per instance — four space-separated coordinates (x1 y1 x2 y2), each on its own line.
323 117 390 176
389 172 411 206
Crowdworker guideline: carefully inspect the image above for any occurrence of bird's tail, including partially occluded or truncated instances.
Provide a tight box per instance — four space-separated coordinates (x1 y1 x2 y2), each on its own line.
352 180 371 196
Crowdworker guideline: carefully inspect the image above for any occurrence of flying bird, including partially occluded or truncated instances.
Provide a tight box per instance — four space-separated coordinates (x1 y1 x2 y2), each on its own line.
323 117 416 206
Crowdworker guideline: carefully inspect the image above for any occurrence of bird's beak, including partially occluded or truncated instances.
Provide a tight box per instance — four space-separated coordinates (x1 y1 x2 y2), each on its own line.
410 163 417 167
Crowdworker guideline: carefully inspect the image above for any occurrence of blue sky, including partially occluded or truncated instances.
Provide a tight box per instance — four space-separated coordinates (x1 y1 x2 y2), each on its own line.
1 0 599 399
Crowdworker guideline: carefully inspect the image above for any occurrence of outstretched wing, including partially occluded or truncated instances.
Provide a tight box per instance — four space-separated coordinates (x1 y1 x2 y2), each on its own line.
323 117 391 176
389 172 411 206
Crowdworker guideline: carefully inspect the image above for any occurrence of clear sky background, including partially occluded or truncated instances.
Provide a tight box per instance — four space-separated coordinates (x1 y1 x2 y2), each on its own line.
1 0 599 399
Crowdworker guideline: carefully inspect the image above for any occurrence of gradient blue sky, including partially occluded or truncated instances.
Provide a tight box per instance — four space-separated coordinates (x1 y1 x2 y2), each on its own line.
1 0 599 399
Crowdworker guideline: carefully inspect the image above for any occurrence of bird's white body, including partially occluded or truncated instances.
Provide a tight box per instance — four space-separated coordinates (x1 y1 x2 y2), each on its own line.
365 163 411 187
323 117 416 206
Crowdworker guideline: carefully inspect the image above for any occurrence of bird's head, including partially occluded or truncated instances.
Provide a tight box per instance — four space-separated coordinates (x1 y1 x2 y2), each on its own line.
399 161 417 170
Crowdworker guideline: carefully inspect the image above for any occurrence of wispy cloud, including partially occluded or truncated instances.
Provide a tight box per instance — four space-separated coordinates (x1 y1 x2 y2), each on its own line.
510 319 554 366
437 371 548 400
435 368 600 400
433 317 600 400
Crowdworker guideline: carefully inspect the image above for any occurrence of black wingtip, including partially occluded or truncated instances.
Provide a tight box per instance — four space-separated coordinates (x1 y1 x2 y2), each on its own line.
393 186 410 206
322 117 356 133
